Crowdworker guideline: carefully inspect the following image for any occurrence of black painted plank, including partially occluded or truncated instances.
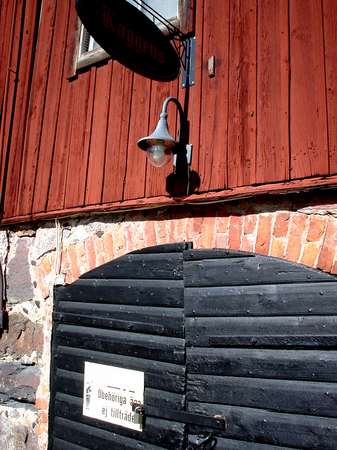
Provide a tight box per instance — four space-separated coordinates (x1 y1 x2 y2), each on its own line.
187 348 337 381
55 279 184 307
55 393 185 449
208 335 337 348
185 283 337 317
55 324 185 364
186 316 337 347
53 438 90 450
188 435 297 450
132 242 192 254
54 346 185 393
55 368 185 412
80 253 183 280
188 402 337 450
184 256 337 287
54 307 184 338
188 375 337 417
183 249 255 260
54 417 166 450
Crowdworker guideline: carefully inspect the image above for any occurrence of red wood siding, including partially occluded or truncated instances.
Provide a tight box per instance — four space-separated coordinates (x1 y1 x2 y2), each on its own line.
1 0 336 224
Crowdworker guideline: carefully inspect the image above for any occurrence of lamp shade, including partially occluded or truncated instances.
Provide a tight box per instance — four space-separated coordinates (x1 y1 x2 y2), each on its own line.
137 114 176 151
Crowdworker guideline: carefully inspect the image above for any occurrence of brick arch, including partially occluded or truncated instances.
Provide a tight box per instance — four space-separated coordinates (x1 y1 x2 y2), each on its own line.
34 211 337 297
33 210 337 447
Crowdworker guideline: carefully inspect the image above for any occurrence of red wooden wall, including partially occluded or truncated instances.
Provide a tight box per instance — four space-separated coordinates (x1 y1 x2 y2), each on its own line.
0 0 336 224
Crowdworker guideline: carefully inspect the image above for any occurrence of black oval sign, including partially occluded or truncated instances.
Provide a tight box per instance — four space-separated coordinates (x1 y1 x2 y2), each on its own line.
76 0 181 82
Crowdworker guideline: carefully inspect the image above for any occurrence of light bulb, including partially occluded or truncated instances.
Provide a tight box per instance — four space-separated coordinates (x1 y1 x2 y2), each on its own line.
146 144 173 168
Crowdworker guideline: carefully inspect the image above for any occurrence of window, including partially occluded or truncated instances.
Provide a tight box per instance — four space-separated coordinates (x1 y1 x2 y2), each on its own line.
76 24 110 71
75 0 183 72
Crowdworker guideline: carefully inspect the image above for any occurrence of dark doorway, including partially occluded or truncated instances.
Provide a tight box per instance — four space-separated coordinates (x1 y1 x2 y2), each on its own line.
49 243 337 449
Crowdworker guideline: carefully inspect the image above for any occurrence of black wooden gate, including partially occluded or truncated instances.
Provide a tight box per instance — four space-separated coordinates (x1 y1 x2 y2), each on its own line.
49 243 337 449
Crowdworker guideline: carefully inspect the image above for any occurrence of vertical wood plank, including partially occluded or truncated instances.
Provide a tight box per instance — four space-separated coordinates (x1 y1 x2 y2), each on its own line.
256 0 289 183
102 64 133 203
178 0 204 187
0 0 20 199
63 70 91 208
123 74 151 200
199 0 229 191
227 0 257 188
46 88 74 212
46 1 80 212
84 62 112 206
2 0 40 218
16 0 57 216
323 0 337 174
33 0 72 213
290 0 328 178
0 0 13 112
145 79 179 198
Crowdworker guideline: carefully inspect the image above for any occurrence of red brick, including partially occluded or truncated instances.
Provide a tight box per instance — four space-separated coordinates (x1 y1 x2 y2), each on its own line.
76 241 87 274
273 212 290 238
306 216 327 242
35 267 49 299
144 221 157 247
317 217 337 272
241 234 254 252
37 410 48 426
94 237 105 266
155 221 168 244
134 221 145 242
169 220 176 242
199 216 216 248
244 214 257 235
103 232 114 261
35 396 48 410
300 242 320 267
39 257 52 277
124 224 133 252
175 219 187 242
285 213 308 262
192 217 203 234
228 216 242 250
186 218 194 241
331 258 337 275
216 216 230 234
270 238 286 258
215 233 227 248
60 249 70 273
255 214 272 255
67 246 80 281
85 238 96 270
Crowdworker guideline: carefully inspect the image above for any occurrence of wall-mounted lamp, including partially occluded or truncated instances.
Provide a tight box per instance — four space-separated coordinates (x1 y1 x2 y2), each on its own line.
137 96 192 168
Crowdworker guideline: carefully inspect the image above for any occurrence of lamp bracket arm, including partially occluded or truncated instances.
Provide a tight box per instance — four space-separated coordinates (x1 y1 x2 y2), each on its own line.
161 96 186 142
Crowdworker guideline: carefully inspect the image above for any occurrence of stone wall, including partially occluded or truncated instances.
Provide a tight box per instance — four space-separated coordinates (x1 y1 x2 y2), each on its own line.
1 195 337 449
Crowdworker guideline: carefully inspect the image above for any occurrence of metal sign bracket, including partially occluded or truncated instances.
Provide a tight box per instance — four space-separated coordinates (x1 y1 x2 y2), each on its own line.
182 36 196 88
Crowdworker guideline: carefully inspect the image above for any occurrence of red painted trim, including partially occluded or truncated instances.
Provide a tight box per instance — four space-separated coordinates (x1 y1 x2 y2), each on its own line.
2 175 337 226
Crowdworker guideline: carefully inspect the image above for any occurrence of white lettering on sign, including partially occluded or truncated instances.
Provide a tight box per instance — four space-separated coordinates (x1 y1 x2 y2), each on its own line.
83 362 144 431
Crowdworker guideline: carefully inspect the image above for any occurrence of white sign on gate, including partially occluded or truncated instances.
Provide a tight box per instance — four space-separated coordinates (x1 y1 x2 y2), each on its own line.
83 362 144 431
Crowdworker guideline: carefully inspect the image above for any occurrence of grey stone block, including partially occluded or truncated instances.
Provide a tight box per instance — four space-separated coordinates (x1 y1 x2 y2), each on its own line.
0 362 40 404
7 238 34 304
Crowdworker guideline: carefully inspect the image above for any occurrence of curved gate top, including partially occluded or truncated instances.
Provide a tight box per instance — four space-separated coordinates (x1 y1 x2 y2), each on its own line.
49 243 337 450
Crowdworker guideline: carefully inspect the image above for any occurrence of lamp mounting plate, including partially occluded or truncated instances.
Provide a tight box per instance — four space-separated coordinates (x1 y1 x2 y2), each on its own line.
173 144 193 167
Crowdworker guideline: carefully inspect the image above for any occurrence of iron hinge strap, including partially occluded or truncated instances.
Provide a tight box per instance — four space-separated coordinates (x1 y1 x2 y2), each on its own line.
132 404 227 431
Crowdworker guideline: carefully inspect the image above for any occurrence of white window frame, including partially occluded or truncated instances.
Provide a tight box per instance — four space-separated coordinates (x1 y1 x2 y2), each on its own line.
75 0 182 73
76 25 110 71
